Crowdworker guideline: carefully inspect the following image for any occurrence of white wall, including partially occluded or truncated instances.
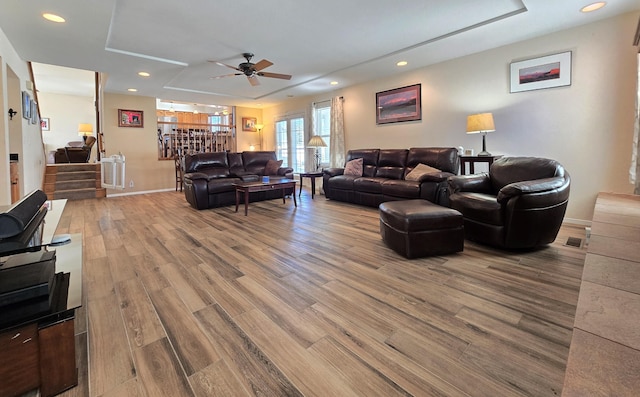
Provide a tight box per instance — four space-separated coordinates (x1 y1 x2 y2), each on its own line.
0 26 46 204
264 12 639 223
103 93 174 194
38 92 96 162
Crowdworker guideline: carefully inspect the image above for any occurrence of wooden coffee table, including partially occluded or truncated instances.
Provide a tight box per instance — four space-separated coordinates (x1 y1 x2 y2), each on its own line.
233 178 297 216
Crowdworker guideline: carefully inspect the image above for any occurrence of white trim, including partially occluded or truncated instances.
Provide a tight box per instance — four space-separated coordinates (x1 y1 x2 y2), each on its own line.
563 217 591 227
107 188 175 197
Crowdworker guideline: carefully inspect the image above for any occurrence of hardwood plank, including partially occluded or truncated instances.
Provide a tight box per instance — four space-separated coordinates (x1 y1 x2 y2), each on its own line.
159 262 215 312
87 291 136 396
308 336 412 396
195 263 254 318
84 256 115 302
189 359 252 397
233 308 360 397
115 277 166 349
133 338 195 397
233 275 326 348
148 287 221 375
194 304 304 396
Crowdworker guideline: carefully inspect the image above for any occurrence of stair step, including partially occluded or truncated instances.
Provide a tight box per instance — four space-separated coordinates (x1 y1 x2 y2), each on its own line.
55 171 97 181
44 164 104 201
46 163 99 173
55 179 97 190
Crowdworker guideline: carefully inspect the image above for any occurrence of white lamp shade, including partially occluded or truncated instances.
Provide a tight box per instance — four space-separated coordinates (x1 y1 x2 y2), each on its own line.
78 123 93 136
307 135 327 148
466 113 495 134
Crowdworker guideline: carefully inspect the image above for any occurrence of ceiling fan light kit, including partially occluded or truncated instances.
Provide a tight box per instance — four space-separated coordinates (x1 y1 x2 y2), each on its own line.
209 53 292 86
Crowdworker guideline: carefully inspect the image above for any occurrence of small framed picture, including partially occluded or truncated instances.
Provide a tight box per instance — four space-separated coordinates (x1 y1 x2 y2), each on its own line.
464 149 474 156
510 51 572 93
118 109 144 128
41 118 50 131
22 91 31 119
242 117 257 131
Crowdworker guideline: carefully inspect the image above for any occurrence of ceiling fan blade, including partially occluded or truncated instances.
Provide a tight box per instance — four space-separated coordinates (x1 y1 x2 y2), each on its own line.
210 73 242 79
247 75 260 86
252 59 273 71
207 60 241 71
258 71 292 80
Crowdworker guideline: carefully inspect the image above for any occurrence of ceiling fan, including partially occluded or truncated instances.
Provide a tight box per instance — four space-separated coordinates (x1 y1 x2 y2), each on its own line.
209 53 292 86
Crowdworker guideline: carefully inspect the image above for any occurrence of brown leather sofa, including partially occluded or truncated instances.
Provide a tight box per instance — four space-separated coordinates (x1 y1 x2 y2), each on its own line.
322 148 460 207
54 136 96 163
447 156 570 249
183 151 294 210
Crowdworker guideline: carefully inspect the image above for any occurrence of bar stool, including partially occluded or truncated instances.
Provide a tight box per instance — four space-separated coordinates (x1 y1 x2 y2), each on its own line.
174 154 184 192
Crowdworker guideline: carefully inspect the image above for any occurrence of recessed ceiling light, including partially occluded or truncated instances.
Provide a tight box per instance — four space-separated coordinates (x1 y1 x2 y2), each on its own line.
581 2 606 12
396 61 408 66
138 72 150 77
330 81 338 85
127 88 137 92
43 13 65 23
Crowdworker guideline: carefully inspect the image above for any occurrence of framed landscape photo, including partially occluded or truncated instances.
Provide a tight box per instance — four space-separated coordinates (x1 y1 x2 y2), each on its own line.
242 117 257 131
510 51 572 93
376 84 421 125
30 100 38 124
22 91 31 120
41 118 50 131
118 109 144 128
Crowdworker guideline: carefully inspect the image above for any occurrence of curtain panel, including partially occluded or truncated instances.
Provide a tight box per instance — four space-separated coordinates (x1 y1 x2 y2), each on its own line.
330 96 345 168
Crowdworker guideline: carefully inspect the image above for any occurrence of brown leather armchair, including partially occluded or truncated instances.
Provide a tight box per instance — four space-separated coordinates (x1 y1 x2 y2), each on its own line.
447 157 570 249
54 136 96 163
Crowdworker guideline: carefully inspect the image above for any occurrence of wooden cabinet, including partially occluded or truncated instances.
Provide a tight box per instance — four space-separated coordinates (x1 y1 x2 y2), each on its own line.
0 318 77 397
0 323 40 396
39 318 77 397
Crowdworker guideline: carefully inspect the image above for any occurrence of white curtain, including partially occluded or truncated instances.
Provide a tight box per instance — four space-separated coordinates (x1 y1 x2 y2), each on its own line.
308 102 317 172
632 53 640 194
330 96 345 168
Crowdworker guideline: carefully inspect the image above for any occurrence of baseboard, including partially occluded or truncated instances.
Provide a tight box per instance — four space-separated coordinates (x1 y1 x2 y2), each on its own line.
107 188 175 198
563 217 592 227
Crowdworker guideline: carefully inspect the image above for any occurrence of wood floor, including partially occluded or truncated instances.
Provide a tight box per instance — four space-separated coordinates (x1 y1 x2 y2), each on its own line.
49 189 587 397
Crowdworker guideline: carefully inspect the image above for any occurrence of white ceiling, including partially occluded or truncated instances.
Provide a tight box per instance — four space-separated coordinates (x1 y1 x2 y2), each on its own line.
1 0 638 108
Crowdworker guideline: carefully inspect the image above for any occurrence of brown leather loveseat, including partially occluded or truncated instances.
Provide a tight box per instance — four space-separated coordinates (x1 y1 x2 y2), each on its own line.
54 136 96 163
322 147 460 207
183 151 294 210
447 156 570 249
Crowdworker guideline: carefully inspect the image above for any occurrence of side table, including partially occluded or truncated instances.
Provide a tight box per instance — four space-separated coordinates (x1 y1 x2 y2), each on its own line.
299 172 323 199
460 155 502 175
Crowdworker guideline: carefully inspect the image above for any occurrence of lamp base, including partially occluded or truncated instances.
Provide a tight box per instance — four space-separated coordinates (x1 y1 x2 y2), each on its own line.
315 150 321 171
477 133 491 156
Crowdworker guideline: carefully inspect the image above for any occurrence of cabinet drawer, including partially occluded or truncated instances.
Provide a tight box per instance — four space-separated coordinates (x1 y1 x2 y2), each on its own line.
0 323 40 396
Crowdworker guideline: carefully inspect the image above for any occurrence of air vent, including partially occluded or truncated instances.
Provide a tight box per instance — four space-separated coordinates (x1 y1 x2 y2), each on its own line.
565 237 582 248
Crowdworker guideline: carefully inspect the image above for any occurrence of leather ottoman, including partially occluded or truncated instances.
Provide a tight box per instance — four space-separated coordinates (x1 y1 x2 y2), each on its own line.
379 199 464 259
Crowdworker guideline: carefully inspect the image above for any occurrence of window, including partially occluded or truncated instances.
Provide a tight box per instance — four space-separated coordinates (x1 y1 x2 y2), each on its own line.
314 105 331 168
275 115 305 172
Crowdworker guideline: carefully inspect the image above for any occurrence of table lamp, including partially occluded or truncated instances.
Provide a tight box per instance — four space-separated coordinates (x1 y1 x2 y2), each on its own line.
466 113 495 156
78 123 93 143
307 135 327 171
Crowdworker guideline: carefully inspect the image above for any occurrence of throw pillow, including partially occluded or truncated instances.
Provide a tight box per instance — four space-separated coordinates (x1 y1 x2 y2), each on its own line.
405 163 441 181
264 159 283 175
343 158 363 176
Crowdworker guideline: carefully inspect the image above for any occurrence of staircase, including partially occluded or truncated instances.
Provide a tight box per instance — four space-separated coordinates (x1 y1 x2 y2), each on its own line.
44 163 106 200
